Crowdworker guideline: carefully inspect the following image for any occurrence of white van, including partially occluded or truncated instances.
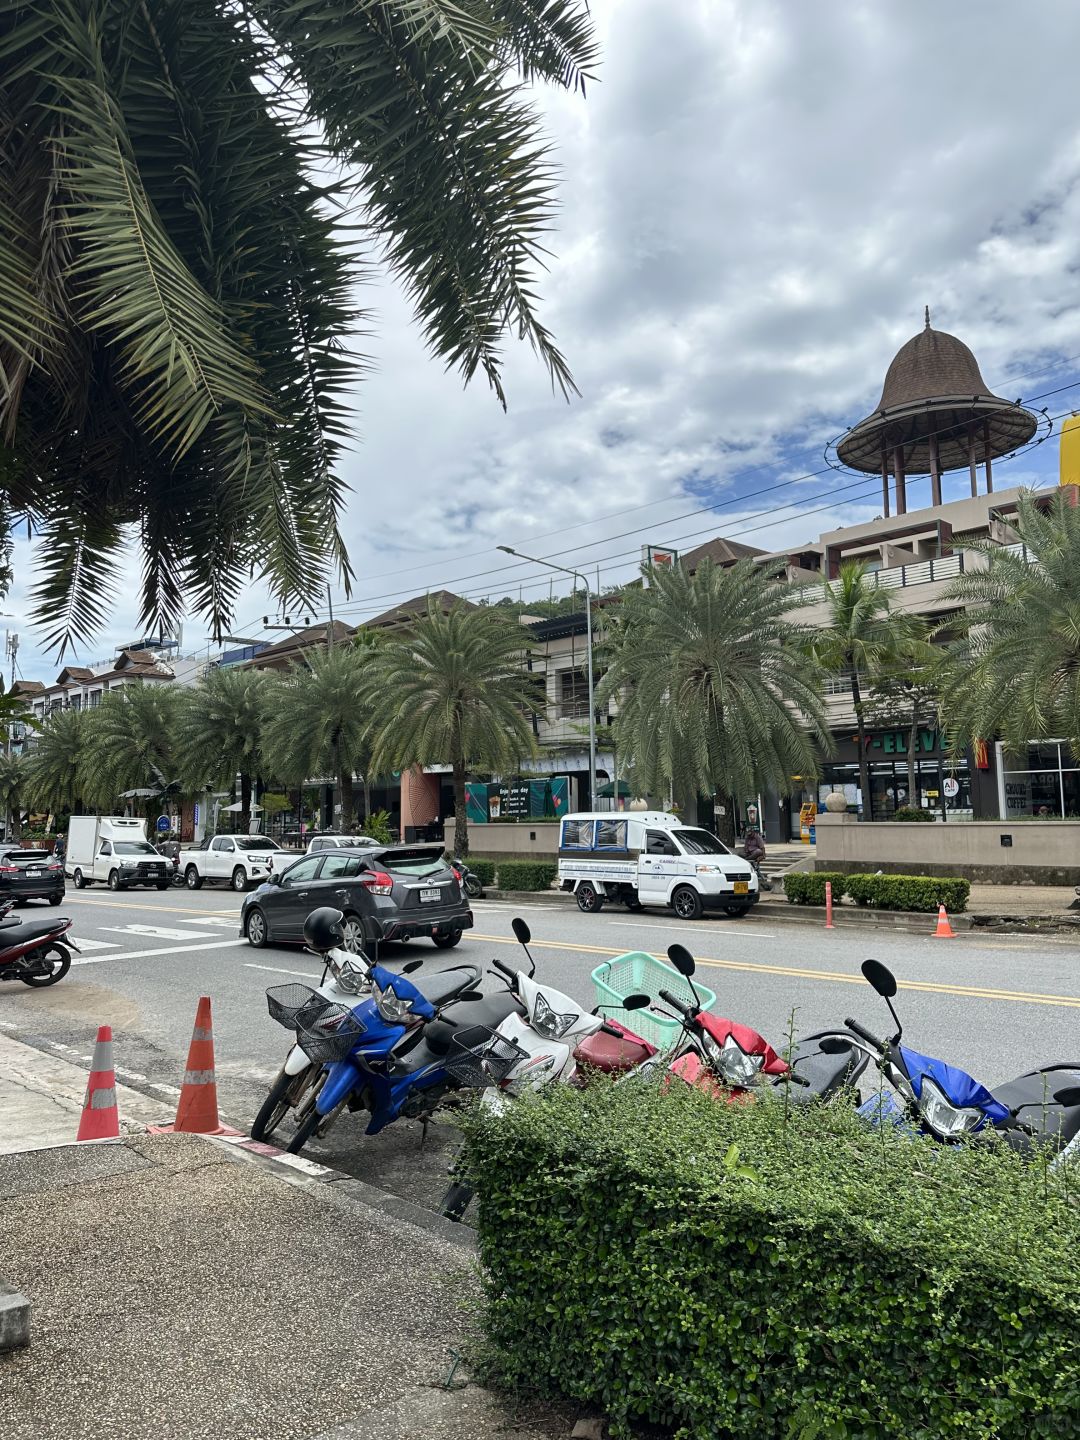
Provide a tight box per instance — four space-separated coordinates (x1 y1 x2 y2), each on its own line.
556 810 758 920
66 816 170 891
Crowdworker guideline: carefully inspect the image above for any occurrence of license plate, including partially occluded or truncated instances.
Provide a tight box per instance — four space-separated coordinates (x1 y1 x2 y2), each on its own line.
26 870 42 879
419 887 442 903
733 881 748 895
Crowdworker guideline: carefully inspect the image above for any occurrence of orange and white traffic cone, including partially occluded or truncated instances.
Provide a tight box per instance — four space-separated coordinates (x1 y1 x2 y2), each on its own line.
933 904 955 939
77 1025 120 1141
173 996 225 1134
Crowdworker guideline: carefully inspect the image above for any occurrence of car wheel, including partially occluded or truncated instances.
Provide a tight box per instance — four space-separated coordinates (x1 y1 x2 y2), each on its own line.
432 926 462 949
671 885 703 921
231 867 249 893
340 913 365 954
185 866 203 890
73 869 86 890
107 869 121 892
576 882 604 913
245 907 269 949
48 894 63 906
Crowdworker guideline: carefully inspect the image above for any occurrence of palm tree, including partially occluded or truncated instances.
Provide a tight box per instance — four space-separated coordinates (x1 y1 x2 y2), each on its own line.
362 602 541 856
23 708 87 815
814 562 917 821
262 646 376 832
864 622 942 810
0 752 25 840
937 489 1080 756
597 559 831 836
176 667 266 829
0 3 595 653
82 684 181 812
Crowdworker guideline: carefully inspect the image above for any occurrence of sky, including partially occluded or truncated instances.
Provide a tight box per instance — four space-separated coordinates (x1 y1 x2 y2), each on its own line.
10 0 1080 679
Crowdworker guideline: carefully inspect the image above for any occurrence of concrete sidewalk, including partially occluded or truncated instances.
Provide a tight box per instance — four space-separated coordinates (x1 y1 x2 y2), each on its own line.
0 1039 573 1440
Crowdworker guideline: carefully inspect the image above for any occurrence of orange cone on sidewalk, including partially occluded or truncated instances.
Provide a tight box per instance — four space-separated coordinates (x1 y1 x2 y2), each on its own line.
77 1025 120 1141
173 996 225 1134
933 904 955 939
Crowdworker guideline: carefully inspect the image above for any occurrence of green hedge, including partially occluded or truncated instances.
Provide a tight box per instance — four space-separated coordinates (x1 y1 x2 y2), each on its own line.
845 872 970 913
783 871 847 905
893 805 934 821
462 1083 1080 1440
495 860 557 892
467 858 496 887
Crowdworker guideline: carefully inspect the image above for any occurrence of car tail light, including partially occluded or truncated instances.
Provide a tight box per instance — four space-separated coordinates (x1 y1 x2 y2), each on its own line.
48 863 63 872
451 866 462 883
360 869 393 896
0 865 18 874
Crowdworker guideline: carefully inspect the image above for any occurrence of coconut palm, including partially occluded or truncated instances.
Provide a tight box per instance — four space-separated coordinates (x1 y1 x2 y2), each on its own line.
175 666 267 829
813 562 918 821
262 645 376 832
0 752 25 839
23 708 87 815
598 558 831 834
81 684 181 811
937 489 1080 755
0 1 595 651
362 602 541 856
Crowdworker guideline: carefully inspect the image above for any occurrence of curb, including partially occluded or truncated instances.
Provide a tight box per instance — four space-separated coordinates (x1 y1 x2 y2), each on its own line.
0 1281 30 1353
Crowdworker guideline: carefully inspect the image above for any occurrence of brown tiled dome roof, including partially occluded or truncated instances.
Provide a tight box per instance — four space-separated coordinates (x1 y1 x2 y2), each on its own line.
877 316 994 411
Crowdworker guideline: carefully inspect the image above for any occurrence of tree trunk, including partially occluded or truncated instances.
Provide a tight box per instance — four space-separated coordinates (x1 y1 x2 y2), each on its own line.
713 793 736 845
362 777 372 825
338 753 355 832
452 755 468 857
851 666 872 821
240 771 251 832
906 695 920 807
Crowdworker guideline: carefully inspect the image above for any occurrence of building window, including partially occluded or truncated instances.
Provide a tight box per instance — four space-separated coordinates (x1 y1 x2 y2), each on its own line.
88 691 101 708
70 694 82 711
1000 741 1080 819
558 669 589 719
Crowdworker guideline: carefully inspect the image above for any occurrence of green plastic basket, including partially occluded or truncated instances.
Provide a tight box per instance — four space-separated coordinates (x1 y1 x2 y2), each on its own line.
590 951 717 1053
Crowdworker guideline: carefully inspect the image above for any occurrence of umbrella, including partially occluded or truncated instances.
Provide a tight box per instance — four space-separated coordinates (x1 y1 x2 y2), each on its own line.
595 780 631 798
220 801 263 813
119 787 161 799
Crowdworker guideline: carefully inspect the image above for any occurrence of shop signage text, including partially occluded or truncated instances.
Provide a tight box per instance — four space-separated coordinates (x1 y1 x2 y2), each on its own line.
865 729 941 755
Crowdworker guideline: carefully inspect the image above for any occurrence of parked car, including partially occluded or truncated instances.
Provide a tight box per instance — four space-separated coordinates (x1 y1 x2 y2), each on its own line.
305 834 380 853
178 835 298 891
239 844 473 951
0 846 66 905
67 816 170 891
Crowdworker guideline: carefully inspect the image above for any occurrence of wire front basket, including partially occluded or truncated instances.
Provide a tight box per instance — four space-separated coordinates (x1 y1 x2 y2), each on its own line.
266 983 328 1032
443 1028 528 1090
295 1001 366 1064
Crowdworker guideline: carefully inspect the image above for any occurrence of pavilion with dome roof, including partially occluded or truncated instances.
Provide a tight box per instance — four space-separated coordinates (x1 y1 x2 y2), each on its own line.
836 309 1038 516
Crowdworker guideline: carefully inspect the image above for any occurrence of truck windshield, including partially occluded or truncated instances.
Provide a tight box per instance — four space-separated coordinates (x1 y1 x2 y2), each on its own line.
675 829 730 856
114 841 157 856
233 838 278 851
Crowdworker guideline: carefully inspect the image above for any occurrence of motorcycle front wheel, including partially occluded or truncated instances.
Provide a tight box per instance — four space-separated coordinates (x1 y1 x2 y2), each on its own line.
286 1093 348 1155
251 1062 319 1144
440 1180 475 1222
20 943 71 987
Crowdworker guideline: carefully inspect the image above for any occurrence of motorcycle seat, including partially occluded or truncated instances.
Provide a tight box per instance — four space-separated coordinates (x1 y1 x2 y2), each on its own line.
992 1065 1080 1147
0 918 70 945
782 1031 869 1100
574 1022 655 1074
424 991 524 1055
409 966 481 1009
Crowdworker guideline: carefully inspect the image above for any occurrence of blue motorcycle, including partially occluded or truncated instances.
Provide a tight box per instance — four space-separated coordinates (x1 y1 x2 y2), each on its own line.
256 907 521 1155
832 959 1080 1162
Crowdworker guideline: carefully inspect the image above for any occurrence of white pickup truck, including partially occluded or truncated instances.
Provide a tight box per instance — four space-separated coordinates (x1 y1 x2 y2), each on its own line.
178 836 301 892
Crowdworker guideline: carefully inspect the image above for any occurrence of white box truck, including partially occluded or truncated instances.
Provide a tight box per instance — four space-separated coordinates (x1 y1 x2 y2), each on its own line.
66 816 170 892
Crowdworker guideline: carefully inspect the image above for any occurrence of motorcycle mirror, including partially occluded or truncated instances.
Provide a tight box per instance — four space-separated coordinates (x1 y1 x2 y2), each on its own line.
861 959 897 999
1053 1087 1080 1108
511 917 531 946
818 1036 851 1055
623 993 650 1011
455 990 484 1003
667 944 696 977
401 960 423 974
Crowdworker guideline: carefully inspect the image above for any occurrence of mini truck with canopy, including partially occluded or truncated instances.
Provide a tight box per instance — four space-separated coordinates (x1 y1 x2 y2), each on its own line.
556 811 758 919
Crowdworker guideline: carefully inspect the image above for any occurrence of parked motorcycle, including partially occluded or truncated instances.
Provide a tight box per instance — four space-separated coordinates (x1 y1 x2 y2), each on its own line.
831 959 1080 1163
0 898 79 987
253 907 522 1154
451 857 484 900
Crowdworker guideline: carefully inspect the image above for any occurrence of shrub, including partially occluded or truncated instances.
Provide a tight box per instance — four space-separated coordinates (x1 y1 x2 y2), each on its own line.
893 805 934 821
496 859 557 892
462 1083 1080 1440
466 858 496 887
363 809 394 845
783 871 846 905
844 872 970 913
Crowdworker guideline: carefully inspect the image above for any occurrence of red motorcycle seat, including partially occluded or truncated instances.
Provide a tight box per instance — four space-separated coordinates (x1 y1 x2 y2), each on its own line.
574 1022 656 1075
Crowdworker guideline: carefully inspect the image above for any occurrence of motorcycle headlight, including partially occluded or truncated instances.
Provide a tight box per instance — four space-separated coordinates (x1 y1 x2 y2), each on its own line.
374 981 414 1025
531 991 576 1040
917 1077 985 1139
501 1054 557 1095
701 1031 764 1088
333 958 370 996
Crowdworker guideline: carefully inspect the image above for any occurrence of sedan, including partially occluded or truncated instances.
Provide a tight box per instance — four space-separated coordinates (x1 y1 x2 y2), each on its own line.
0 846 66 905
239 844 473 952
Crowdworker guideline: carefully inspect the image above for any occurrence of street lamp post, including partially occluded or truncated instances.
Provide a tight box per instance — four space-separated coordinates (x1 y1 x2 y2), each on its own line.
497 546 597 809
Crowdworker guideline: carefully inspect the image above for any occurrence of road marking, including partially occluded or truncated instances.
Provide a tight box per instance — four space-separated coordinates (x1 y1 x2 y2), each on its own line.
179 915 241 928
244 962 322 979
67 897 240 917
100 924 219 941
70 938 247 966
468 933 1080 1010
616 922 781 940
70 937 119 952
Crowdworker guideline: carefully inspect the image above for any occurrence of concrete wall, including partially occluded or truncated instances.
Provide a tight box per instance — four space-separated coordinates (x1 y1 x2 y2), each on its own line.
815 813 1080 884
445 818 560 859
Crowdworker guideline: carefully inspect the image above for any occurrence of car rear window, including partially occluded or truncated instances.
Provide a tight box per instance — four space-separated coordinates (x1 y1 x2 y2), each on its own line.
6 850 49 863
379 849 447 878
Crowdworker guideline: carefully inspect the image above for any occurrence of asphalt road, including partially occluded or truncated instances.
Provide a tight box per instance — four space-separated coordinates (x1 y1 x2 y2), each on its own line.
2 885 1079 1208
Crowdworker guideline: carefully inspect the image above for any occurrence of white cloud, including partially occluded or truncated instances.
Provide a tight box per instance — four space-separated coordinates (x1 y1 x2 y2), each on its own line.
14 0 1080 675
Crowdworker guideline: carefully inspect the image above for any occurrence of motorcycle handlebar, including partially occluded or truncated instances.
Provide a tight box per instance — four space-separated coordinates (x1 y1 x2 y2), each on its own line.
659 988 692 1018
491 958 517 984
599 1022 624 1038
844 1017 887 1052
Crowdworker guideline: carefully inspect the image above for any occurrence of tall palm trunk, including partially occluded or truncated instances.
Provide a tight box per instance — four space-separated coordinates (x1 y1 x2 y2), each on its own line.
362 777 372 824
452 752 468 857
850 663 872 821
337 743 355 831
240 771 252 831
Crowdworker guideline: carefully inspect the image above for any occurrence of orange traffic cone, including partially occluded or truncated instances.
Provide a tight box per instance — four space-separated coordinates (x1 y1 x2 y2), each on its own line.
933 904 955 939
173 996 225 1134
77 1025 120 1141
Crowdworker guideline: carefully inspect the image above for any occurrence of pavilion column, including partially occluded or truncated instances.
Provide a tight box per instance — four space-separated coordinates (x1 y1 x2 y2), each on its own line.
968 425 979 497
880 447 890 518
983 419 993 493
893 445 907 515
928 431 942 507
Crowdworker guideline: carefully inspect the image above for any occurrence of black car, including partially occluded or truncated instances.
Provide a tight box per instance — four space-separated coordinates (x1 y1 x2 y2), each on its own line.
0 846 66 905
239 844 473 952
